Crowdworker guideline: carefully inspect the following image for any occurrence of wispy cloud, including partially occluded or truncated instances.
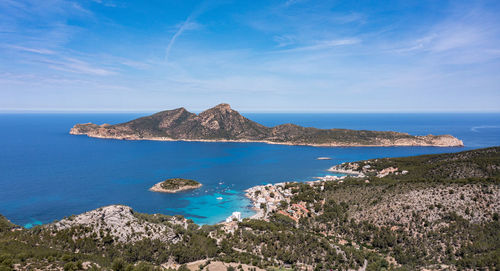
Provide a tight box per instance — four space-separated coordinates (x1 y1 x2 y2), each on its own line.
164 1 226 61
284 0 307 7
394 5 500 64
91 0 117 8
273 35 297 47
0 0 135 78
119 59 152 70
331 12 365 24
275 38 360 53
471 125 500 132
4 44 55 55
0 0 88 52
39 57 117 76
165 19 201 61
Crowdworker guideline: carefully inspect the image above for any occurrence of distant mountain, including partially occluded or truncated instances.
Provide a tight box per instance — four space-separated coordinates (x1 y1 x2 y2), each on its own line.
70 103 464 147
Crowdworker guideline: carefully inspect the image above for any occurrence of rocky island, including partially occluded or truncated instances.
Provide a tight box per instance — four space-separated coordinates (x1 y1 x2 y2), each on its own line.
70 103 464 147
150 178 202 193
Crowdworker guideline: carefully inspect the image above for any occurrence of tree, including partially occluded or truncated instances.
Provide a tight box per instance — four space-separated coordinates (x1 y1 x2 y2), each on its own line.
111 258 126 271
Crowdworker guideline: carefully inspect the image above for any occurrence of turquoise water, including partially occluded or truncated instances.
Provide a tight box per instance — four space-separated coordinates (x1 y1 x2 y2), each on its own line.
0 113 499 227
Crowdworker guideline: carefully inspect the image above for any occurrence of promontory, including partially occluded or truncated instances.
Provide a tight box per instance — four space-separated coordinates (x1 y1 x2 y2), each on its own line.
70 103 464 147
149 178 202 193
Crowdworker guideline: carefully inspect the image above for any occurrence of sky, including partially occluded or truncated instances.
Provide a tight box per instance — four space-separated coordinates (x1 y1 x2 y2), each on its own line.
1 0 500 112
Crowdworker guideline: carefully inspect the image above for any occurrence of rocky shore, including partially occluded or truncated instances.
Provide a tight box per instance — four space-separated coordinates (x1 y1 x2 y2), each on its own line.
327 166 367 177
70 127 465 147
328 160 409 178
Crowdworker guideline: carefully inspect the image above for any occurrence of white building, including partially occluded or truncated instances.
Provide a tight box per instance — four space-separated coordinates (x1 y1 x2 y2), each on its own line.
225 211 242 223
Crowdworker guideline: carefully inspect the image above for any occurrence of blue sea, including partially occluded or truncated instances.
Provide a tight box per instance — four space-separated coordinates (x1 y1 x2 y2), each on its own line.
1 113 499 228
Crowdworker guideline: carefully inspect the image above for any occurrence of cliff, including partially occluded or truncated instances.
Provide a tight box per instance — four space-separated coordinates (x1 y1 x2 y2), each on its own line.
70 103 464 146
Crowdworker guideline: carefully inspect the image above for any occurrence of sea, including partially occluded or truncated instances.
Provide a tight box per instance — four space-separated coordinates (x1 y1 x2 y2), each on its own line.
1 113 499 227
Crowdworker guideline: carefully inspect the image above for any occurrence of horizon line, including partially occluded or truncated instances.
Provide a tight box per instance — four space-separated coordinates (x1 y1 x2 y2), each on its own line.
1 108 500 114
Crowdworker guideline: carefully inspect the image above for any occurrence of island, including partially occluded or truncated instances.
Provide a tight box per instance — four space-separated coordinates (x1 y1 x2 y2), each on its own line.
70 103 464 147
149 178 202 193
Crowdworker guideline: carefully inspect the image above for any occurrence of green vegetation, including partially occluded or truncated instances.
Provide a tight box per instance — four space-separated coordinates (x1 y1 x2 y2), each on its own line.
288 146 500 269
353 146 500 182
160 178 200 190
0 215 14 232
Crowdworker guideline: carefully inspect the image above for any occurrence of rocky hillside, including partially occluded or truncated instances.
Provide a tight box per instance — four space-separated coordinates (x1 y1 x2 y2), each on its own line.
70 103 463 147
48 205 186 243
329 146 500 180
232 147 500 270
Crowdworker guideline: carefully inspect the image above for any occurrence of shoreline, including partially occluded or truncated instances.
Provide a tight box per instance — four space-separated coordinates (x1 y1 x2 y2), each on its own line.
241 165 368 222
149 182 202 193
327 167 365 177
244 189 266 220
70 132 464 147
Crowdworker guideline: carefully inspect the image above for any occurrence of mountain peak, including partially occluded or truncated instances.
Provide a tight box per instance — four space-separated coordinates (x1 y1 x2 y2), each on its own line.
213 103 231 110
174 107 187 112
199 103 234 117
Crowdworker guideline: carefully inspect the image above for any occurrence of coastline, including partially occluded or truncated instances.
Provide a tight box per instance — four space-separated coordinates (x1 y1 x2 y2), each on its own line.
327 167 366 177
149 182 202 193
70 131 464 147
244 188 267 220
241 163 370 222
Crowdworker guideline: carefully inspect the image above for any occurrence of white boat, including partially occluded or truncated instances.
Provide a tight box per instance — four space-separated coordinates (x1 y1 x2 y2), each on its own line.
216 197 223 200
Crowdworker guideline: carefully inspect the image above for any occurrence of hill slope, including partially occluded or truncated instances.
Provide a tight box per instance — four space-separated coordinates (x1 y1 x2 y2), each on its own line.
70 103 464 147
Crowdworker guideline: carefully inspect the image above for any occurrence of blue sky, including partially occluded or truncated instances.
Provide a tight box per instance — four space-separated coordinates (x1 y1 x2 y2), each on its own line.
1 0 499 112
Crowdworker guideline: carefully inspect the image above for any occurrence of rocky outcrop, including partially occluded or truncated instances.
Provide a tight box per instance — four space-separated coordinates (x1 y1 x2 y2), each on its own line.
48 205 188 243
70 103 464 147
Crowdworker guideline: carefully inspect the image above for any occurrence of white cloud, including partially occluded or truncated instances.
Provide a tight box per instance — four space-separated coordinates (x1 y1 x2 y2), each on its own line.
5 45 55 55
273 35 298 47
47 57 117 76
394 6 500 64
275 38 360 53
91 0 116 8
165 8 204 61
284 0 306 7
